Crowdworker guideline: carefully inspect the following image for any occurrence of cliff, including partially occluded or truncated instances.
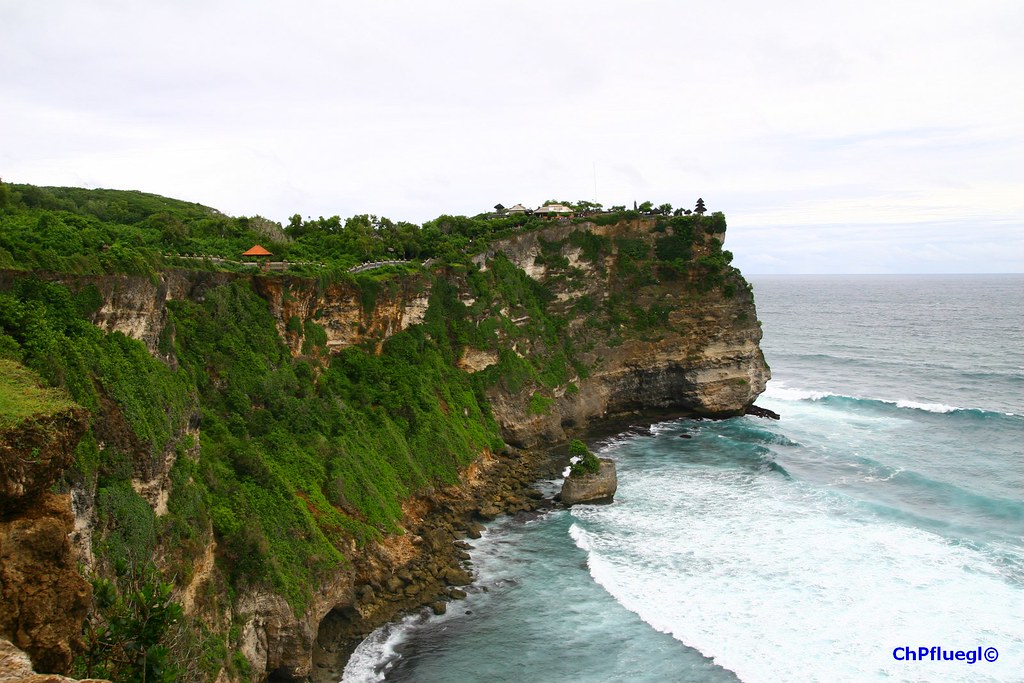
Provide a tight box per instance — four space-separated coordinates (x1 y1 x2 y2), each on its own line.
467 216 767 446
0 366 91 676
0 209 768 682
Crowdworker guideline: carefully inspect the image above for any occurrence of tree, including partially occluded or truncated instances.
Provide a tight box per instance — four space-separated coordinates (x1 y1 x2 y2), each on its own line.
573 200 604 213
75 574 184 683
694 198 707 215
657 203 673 215
638 201 654 213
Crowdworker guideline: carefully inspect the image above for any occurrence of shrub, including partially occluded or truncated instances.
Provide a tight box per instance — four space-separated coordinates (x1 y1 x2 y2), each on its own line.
528 392 554 415
75 573 184 683
568 439 600 476
95 482 157 576
655 232 693 262
567 230 611 262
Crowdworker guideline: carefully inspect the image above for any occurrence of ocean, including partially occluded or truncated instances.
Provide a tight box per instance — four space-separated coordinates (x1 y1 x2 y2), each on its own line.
342 274 1024 683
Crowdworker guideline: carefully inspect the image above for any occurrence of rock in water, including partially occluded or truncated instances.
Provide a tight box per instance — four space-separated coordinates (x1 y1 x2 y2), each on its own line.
746 404 781 420
559 459 617 504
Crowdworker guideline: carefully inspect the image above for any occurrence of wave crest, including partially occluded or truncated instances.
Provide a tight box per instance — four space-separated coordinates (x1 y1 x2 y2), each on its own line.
763 383 1018 418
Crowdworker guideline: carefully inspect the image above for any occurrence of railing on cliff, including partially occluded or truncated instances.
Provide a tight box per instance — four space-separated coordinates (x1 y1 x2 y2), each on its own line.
162 254 327 270
347 259 411 274
162 254 420 274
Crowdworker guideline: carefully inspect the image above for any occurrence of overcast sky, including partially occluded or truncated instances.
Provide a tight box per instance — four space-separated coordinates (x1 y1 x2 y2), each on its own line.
3 0 1023 273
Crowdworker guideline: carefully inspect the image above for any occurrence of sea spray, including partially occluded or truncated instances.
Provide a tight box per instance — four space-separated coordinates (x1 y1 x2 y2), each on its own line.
567 420 1023 682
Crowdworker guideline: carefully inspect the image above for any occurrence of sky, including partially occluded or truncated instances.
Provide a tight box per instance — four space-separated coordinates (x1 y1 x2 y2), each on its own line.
2 0 1023 273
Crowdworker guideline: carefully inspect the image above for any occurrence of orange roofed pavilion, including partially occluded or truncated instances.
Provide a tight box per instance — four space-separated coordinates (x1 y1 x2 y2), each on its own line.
242 244 272 257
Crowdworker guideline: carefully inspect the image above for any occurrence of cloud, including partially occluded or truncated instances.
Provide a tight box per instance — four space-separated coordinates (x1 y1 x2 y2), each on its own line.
2 0 1023 272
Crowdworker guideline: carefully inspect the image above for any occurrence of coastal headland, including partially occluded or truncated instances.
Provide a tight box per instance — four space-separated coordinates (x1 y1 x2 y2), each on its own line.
0 185 768 682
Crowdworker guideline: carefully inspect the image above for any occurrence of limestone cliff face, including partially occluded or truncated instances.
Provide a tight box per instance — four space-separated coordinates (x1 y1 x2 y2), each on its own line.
470 218 769 447
0 637 108 683
67 270 436 361
85 271 236 360
0 269 235 363
251 273 433 356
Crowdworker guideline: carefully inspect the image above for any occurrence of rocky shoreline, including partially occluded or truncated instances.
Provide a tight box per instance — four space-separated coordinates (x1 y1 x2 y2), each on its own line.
311 444 566 682
314 404 785 680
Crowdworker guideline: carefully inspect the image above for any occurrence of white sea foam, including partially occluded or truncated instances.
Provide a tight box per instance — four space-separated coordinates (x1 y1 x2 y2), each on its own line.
569 465 1024 683
765 382 969 415
648 421 679 436
892 399 961 413
763 384 835 402
340 614 418 682
860 467 903 483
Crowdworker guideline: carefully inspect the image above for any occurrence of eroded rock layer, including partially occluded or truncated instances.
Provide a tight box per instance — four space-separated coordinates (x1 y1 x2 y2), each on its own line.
1 408 91 675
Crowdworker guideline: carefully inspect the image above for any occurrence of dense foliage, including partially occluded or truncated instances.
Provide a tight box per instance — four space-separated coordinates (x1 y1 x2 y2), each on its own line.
0 278 192 481
76 575 183 683
166 280 504 609
0 279 198 679
0 182 540 274
0 180 724 276
0 273 508 677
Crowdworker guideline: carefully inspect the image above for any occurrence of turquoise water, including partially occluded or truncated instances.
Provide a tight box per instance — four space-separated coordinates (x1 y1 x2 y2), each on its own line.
344 275 1024 682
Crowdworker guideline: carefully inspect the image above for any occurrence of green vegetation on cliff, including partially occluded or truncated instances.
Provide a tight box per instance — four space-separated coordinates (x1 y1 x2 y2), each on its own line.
0 273 508 678
0 279 191 467
0 181 755 681
0 273 504 572
0 181 547 274
0 358 78 428
165 280 502 608
77 575 183 683
0 180 729 278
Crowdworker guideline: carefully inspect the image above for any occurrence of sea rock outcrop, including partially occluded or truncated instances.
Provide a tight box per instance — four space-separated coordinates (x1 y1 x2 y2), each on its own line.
559 459 617 504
